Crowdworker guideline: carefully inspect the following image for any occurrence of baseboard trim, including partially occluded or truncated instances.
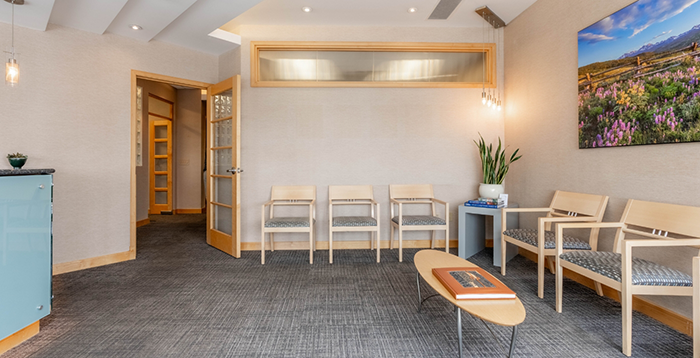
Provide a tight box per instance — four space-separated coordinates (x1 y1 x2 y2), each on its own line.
518 249 692 336
136 218 150 227
53 250 135 275
242 239 458 251
174 209 203 214
0 321 39 356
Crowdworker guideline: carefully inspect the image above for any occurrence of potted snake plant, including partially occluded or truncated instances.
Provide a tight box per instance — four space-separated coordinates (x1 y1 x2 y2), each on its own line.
474 134 521 199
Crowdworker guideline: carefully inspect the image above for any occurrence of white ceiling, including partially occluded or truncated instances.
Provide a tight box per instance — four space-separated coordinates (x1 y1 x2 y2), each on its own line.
0 0 537 55
221 0 537 31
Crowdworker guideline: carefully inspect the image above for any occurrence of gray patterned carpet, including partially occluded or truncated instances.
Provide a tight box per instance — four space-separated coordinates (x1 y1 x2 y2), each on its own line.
4 214 693 357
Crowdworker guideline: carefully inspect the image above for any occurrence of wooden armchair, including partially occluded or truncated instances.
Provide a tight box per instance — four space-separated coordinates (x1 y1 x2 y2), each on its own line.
501 190 609 298
261 186 316 265
389 184 449 262
555 199 700 356
328 185 380 264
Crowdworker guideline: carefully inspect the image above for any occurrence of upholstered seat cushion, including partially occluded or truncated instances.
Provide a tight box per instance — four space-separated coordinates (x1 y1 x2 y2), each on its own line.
332 216 377 227
560 251 692 287
265 217 311 228
503 229 591 250
391 215 446 226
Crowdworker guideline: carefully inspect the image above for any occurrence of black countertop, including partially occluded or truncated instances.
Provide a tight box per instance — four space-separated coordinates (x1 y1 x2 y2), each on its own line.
0 169 55 176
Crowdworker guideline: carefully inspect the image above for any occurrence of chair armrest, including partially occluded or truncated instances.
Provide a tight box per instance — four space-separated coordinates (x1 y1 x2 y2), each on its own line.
502 207 553 213
555 222 626 255
539 216 598 224
623 238 700 248
431 198 448 205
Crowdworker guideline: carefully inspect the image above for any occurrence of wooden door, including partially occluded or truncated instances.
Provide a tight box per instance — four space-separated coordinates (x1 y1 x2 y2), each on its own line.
149 119 172 214
206 76 242 257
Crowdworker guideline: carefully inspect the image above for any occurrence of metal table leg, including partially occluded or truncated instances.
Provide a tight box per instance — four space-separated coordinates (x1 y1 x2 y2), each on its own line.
416 271 422 313
508 325 518 358
456 306 463 358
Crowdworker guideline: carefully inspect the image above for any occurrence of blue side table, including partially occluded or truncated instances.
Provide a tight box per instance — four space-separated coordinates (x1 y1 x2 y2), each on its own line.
458 203 519 267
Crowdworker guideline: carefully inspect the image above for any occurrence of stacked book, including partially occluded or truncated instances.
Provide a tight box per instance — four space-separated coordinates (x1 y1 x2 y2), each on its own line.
464 197 505 208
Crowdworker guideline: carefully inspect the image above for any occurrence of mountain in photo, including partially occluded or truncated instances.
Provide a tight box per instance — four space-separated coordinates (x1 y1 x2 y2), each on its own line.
618 24 700 59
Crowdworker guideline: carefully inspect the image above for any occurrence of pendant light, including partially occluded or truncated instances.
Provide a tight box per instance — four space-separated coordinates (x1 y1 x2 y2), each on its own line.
475 6 505 111
5 0 22 87
481 14 487 105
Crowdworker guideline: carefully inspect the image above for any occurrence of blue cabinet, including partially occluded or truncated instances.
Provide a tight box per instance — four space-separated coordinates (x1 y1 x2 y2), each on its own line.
0 174 53 341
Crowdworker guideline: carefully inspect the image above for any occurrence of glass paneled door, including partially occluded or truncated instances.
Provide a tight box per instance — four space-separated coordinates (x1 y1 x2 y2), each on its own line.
207 76 242 257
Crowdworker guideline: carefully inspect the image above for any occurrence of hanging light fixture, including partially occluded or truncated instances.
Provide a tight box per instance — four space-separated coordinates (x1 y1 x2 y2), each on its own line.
4 0 23 87
475 6 505 111
481 13 487 105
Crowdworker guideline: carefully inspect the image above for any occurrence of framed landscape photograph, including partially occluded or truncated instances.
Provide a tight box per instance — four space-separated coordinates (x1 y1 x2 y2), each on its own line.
578 0 700 148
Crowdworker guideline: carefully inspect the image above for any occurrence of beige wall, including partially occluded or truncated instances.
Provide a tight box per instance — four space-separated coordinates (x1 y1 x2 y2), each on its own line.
0 23 218 265
175 89 205 210
504 0 700 318
237 25 506 246
219 47 241 82
136 80 176 221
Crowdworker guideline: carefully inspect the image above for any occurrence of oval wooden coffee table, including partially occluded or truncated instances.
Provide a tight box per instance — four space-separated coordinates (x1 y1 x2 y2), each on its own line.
414 249 526 358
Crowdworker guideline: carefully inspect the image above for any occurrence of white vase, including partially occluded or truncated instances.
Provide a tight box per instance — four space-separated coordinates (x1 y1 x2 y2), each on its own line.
478 183 504 199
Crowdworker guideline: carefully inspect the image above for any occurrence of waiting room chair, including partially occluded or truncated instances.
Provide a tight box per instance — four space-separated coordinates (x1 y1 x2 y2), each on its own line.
261 185 316 264
501 190 609 298
389 184 449 262
555 199 700 357
328 185 380 264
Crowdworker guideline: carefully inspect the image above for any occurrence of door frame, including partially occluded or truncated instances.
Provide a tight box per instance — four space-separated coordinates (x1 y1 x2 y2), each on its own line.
129 70 212 258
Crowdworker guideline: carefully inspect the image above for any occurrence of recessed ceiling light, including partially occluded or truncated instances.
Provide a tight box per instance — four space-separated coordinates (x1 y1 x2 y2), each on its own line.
408 7 418 13
130 25 142 30
302 6 312 13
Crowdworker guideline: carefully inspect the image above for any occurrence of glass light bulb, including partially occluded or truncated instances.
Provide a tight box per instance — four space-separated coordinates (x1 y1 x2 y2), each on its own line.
487 98 493 107
481 92 487 105
5 59 19 87
497 100 502 111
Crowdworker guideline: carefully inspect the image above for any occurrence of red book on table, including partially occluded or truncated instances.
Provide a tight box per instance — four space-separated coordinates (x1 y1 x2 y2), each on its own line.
432 267 516 300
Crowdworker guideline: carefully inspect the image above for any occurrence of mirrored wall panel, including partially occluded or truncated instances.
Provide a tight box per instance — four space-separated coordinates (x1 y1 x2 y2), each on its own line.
253 42 495 88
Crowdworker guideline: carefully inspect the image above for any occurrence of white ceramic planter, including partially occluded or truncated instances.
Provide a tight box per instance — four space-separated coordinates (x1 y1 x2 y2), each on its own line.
478 183 504 199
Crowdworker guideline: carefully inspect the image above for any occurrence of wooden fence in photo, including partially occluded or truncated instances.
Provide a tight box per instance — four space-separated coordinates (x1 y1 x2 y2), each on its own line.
578 42 700 92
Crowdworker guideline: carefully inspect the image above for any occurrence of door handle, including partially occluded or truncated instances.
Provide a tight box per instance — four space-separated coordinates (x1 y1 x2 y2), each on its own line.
227 167 244 175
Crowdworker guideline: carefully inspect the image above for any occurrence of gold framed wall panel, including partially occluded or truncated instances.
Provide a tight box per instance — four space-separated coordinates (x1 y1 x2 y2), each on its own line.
251 41 497 88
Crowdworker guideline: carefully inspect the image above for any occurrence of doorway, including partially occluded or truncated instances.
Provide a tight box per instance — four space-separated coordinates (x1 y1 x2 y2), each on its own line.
129 71 211 257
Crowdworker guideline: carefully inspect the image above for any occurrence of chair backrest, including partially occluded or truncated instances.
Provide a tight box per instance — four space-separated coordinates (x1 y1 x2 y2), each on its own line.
389 184 434 200
271 186 316 201
549 190 609 220
329 185 373 201
613 199 700 252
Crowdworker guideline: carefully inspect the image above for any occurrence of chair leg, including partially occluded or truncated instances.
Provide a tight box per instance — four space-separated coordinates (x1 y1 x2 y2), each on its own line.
376 229 380 263
329 228 333 264
547 257 556 274
538 249 545 299
390 225 394 249
556 257 563 313
399 228 403 263
371 231 375 250
270 233 275 252
309 231 313 264
445 226 450 253
622 290 633 356
501 239 507 276
431 231 436 249
314 224 317 251
594 282 604 296
261 231 266 265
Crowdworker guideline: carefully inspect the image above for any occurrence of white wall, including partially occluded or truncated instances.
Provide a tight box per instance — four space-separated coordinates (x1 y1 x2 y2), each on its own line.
0 23 218 265
237 25 506 246
504 0 700 317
